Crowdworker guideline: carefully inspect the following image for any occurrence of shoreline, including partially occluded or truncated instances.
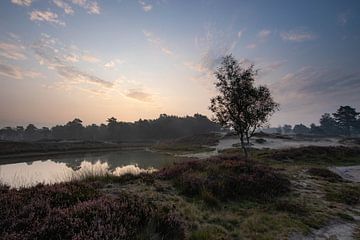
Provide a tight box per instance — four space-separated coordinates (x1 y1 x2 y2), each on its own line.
0 146 149 165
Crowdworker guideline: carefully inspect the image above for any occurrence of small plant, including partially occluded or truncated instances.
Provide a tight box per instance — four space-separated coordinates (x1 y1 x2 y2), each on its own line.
157 156 290 201
325 185 360 205
308 168 343 182
0 182 186 239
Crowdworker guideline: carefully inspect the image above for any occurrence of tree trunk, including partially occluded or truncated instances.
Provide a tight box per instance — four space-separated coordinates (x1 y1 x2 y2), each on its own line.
240 135 248 160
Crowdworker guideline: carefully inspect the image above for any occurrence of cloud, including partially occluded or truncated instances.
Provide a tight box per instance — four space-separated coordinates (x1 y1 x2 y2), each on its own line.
70 0 100 14
281 28 316 42
185 27 240 88
271 66 360 114
0 63 42 80
104 59 123 70
246 43 257 49
337 11 350 26
53 0 74 15
11 0 32 6
258 29 271 39
139 0 153 12
81 54 100 63
143 30 173 56
0 42 27 60
56 65 113 87
237 29 245 39
31 34 113 89
258 60 287 76
64 53 79 63
126 89 153 102
29 10 66 26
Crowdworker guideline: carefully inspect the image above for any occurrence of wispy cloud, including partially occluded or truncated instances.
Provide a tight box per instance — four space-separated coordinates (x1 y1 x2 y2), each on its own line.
29 10 66 26
186 27 239 88
0 42 27 60
11 0 32 6
258 29 271 39
70 0 100 14
271 66 360 114
64 53 79 63
246 43 257 49
31 34 113 89
81 54 100 63
53 0 74 15
126 89 153 102
0 63 41 80
143 30 173 56
139 0 153 12
281 28 317 42
337 11 350 26
258 60 287 77
237 29 245 39
104 59 123 70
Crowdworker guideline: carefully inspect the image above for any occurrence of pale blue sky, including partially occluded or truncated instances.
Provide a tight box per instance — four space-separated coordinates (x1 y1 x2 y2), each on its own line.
0 0 359 127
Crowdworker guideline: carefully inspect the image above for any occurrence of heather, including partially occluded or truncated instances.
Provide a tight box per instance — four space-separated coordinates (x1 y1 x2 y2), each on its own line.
267 146 360 165
1 146 360 239
0 182 185 240
157 156 290 201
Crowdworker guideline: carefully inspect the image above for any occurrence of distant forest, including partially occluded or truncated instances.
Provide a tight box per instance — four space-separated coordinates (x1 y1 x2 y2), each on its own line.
276 105 360 136
0 114 220 142
1 105 359 142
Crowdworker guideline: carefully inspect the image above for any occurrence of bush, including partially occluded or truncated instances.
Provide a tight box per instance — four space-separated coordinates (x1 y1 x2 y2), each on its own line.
308 168 343 182
0 182 185 240
157 156 290 201
269 146 360 164
325 185 360 205
255 138 266 144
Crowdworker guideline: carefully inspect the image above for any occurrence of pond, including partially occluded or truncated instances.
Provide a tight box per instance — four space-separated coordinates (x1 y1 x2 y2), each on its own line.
0 150 178 188
0 136 348 188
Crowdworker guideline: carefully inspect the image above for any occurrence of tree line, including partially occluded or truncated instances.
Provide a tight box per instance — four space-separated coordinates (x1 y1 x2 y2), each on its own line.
276 106 360 136
0 114 220 142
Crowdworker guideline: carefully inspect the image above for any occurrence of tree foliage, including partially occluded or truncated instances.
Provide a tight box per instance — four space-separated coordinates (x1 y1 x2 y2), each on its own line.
209 55 279 158
333 106 359 136
0 114 220 142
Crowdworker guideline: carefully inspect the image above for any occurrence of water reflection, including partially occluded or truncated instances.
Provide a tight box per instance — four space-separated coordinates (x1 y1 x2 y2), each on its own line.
0 150 176 188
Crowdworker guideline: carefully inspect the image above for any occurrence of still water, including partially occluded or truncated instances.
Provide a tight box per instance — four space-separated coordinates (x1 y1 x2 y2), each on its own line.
0 137 346 188
0 150 177 188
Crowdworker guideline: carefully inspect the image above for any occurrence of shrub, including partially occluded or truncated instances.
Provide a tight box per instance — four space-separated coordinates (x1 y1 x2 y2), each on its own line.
255 138 266 144
325 185 360 205
307 168 343 182
274 199 309 216
0 182 186 240
157 156 290 201
269 146 360 164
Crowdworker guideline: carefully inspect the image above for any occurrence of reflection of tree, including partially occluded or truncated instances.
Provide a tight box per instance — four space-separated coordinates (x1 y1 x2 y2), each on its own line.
42 150 176 171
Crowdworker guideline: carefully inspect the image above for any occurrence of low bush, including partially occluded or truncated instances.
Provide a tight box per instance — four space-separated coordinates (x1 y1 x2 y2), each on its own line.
307 168 343 182
274 199 309 216
0 182 185 240
268 146 360 164
325 185 360 205
255 138 266 144
157 156 290 201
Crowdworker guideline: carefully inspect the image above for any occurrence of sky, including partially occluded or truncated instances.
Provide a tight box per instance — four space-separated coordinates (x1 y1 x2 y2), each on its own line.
0 0 360 128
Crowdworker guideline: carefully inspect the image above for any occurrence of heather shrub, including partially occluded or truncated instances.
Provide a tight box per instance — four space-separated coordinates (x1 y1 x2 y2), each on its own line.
308 168 343 182
269 146 360 164
157 156 290 201
0 182 186 240
325 185 360 205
